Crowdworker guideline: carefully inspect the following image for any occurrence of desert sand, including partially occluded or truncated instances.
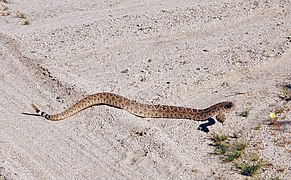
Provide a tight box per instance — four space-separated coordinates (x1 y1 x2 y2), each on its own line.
0 0 290 179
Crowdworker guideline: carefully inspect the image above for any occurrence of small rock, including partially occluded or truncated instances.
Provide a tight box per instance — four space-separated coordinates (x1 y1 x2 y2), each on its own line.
121 69 128 73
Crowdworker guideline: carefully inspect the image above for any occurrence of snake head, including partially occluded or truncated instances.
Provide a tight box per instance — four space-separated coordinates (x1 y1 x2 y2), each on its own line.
223 101 236 113
215 102 236 123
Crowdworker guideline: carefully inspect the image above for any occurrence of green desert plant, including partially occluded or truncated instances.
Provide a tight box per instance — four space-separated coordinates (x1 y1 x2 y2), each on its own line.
238 161 263 176
224 150 241 162
211 133 228 143
223 142 247 162
215 143 229 155
239 108 251 118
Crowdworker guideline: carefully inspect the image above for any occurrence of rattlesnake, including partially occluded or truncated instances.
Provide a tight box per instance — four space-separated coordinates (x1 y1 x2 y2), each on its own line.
29 92 236 122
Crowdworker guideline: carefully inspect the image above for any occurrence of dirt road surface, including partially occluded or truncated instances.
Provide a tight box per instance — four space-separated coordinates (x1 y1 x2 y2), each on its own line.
1 0 290 179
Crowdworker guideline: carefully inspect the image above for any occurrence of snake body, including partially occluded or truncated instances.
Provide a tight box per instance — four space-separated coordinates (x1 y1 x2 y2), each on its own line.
31 92 236 123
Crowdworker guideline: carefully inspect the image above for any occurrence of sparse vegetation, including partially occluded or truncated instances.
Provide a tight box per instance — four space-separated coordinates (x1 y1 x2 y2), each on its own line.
223 141 247 162
269 106 290 131
278 84 291 101
224 150 241 162
1 2 31 24
234 142 248 151
15 11 31 25
266 84 291 150
250 152 260 162
211 134 247 162
23 18 30 25
211 133 228 143
237 161 263 176
215 143 229 155
239 108 251 118
267 106 291 150
210 133 269 177
16 11 27 18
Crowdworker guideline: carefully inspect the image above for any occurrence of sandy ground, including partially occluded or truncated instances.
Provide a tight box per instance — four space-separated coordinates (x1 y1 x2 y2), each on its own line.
0 0 290 179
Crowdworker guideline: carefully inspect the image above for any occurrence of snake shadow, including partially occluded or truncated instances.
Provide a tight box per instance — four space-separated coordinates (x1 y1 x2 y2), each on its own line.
197 118 216 133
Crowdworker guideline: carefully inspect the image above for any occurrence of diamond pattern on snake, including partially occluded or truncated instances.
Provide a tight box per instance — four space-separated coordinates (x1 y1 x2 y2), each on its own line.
30 92 236 123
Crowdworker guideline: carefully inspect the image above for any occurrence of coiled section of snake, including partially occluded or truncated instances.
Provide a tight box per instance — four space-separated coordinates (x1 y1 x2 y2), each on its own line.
30 92 236 123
